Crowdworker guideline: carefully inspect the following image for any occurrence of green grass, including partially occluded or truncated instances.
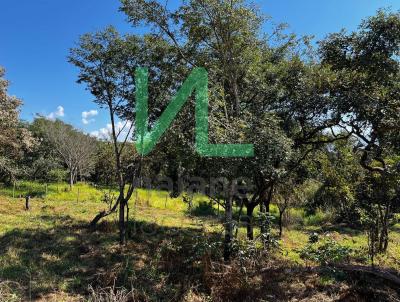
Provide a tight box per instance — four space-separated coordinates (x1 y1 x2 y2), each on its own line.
0 181 112 202
0 181 399 300
0 183 217 300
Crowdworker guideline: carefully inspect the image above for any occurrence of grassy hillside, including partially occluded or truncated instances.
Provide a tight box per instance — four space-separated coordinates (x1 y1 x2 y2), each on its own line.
0 182 399 301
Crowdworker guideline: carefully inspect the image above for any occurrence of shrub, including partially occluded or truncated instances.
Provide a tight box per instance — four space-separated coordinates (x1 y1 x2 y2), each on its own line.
299 239 352 266
287 208 306 226
304 209 333 226
190 201 216 217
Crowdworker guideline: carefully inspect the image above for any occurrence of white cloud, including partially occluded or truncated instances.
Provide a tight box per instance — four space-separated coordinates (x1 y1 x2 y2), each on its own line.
90 121 133 141
46 106 64 120
82 109 98 125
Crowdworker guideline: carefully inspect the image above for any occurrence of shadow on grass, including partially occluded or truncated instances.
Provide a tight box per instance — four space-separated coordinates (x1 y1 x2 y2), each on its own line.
0 214 223 301
320 223 364 236
391 224 400 233
187 201 217 217
2 213 400 302
291 222 364 237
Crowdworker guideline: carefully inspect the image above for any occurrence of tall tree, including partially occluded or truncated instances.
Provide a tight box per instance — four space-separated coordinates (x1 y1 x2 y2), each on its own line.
69 28 144 243
40 119 97 189
26 118 64 182
0 67 35 183
319 9 400 252
120 0 302 257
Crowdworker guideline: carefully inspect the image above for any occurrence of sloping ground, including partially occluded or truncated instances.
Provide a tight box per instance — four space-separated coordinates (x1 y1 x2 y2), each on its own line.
0 194 217 301
204 264 400 302
0 188 399 301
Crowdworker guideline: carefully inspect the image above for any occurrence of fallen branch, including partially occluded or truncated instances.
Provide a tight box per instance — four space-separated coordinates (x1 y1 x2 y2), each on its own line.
88 197 120 230
336 264 400 287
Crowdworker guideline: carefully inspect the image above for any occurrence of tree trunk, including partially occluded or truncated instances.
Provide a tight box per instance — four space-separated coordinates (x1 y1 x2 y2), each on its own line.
377 203 390 253
259 200 266 234
382 204 390 252
246 205 255 240
89 211 108 230
25 195 30 210
264 184 274 214
69 170 74 190
379 224 389 253
126 201 130 238
224 190 234 261
89 197 120 230
279 210 284 238
119 199 126 245
261 184 274 237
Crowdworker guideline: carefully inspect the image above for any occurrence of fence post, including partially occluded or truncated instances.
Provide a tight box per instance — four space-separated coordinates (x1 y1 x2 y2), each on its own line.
25 195 30 210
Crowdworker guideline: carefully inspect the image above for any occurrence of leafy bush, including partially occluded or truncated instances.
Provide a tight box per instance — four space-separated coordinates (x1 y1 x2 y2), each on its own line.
188 234 223 263
287 208 306 226
191 201 216 216
304 209 333 226
299 239 352 266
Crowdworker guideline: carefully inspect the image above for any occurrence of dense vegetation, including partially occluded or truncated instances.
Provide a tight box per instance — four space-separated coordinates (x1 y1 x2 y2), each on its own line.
0 1 399 301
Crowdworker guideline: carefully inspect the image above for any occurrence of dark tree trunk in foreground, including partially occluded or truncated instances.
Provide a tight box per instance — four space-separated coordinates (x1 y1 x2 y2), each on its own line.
260 184 274 236
224 191 234 261
279 213 283 238
259 201 266 234
119 199 126 245
246 205 256 240
264 184 274 214
278 208 285 238
89 197 120 230
25 195 30 210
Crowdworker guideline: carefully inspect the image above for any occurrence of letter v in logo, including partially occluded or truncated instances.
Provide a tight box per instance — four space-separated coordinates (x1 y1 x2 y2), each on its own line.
135 68 254 157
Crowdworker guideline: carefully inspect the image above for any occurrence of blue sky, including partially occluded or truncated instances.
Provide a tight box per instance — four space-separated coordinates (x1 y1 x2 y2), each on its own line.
1 0 399 136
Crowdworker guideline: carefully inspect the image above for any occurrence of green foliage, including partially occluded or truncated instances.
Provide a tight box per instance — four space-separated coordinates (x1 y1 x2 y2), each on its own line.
306 140 364 224
2 4 400 299
356 173 398 257
187 235 223 264
0 180 399 300
0 181 111 204
27 118 63 182
47 169 68 184
0 181 48 198
0 67 35 183
232 239 268 270
190 201 216 217
91 143 117 186
299 239 352 266
256 212 280 248
303 209 333 226
319 9 400 183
